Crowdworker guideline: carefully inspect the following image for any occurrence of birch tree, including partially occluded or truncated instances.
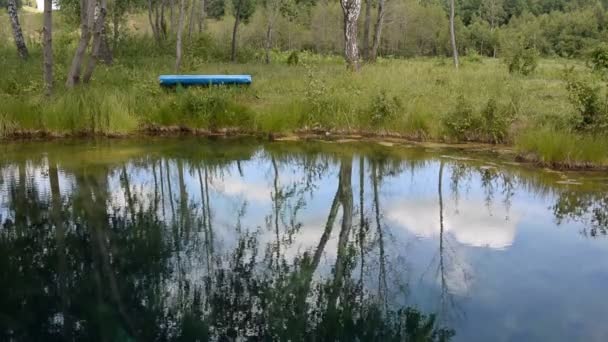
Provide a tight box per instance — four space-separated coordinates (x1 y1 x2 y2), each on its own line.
43 0 53 94
7 0 29 60
175 0 186 72
449 0 459 69
83 0 109 83
66 0 97 87
340 0 362 70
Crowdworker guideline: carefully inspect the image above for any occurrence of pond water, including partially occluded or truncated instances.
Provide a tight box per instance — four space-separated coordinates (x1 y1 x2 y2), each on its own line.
1 138 607 341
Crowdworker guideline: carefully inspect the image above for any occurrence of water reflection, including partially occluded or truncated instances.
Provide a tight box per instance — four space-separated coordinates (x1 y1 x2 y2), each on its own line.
0 139 607 341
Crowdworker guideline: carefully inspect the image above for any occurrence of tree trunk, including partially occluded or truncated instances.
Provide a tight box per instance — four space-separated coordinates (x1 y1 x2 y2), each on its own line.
169 0 176 31
7 0 29 60
326 158 353 339
112 8 119 49
49 162 73 340
449 0 459 69
340 0 362 71
231 2 241 63
148 0 161 42
187 0 195 41
66 0 96 87
83 0 108 83
362 0 371 60
369 0 386 62
198 0 206 33
43 0 53 95
175 0 186 72
264 15 273 64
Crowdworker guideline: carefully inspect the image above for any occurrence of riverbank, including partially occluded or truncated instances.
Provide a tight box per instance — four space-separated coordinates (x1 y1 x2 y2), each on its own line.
3 127 608 172
1 50 607 169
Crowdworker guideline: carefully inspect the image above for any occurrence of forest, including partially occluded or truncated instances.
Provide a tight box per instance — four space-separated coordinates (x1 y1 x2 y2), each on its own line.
1 0 608 167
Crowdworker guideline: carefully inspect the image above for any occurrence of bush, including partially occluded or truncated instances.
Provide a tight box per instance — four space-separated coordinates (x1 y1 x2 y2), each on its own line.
565 77 608 132
173 88 254 129
505 46 538 75
287 51 300 66
368 90 402 127
588 44 608 76
442 96 481 141
480 98 514 143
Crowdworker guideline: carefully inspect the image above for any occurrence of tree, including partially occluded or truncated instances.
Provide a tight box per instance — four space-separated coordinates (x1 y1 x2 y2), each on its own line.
262 0 291 64
147 0 169 44
369 0 386 62
230 0 256 62
66 0 97 87
198 0 206 33
449 0 459 68
175 0 187 71
340 0 362 70
83 0 110 83
7 0 29 60
43 0 53 94
362 0 371 60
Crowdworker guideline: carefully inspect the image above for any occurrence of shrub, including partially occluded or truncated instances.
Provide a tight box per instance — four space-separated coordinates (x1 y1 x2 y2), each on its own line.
442 96 481 141
505 46 538 75
480 98 514 143
588 44 608 76
565 76 608 132
368 90 402 127
287 51 300 66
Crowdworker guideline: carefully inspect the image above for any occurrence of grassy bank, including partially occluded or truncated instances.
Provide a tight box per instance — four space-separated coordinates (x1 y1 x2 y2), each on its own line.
1 42 608 168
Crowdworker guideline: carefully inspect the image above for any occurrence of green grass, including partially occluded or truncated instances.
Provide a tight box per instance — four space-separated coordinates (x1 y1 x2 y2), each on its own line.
516 129 608 168
0 32 606 168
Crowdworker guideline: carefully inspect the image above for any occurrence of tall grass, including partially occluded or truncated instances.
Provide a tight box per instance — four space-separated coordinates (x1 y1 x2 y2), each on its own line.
516 129 608 167
0 39 606 167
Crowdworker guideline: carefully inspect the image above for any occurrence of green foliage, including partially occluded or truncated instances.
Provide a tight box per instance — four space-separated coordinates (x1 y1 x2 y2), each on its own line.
565 76 608 132
169 88 254 130
480 98 514 143
207 0 226 18
287 51 299 66
442 96 481 141
233 0 256 22
505 46 539 75
516 129 608 167
368 90 402 127
588 44 608 75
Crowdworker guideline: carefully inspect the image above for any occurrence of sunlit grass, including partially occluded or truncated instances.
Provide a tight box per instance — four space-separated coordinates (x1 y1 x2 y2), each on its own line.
0 39 604 167
516 129 608 167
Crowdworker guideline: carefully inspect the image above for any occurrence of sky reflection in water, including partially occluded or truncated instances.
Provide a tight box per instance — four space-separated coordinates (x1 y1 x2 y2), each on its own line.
0 138 607 341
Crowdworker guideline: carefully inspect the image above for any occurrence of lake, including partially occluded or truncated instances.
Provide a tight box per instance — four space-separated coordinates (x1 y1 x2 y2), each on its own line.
1 138 607 341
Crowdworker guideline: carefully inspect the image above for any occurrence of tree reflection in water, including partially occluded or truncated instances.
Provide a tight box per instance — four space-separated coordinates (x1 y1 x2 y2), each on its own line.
0 151 454 341
1 141 606 341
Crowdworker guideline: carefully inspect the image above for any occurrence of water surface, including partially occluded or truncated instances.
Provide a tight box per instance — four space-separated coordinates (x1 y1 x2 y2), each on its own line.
1 138 607 341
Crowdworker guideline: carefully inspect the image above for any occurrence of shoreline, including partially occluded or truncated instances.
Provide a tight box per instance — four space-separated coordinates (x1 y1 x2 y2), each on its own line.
2 127 607 172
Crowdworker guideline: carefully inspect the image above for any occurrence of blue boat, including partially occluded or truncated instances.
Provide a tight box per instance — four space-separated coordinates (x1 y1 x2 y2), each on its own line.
159 75 252 87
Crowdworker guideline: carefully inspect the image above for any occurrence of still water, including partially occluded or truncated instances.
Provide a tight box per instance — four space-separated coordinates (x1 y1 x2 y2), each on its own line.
1 138 607 341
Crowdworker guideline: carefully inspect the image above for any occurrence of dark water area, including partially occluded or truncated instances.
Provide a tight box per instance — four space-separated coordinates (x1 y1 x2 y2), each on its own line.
1 138 607 341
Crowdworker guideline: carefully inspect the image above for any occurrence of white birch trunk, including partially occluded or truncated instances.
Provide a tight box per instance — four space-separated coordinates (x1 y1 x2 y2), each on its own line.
7 0 29 60
341 0 362 71
449 0 459 69
66 0 97 87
